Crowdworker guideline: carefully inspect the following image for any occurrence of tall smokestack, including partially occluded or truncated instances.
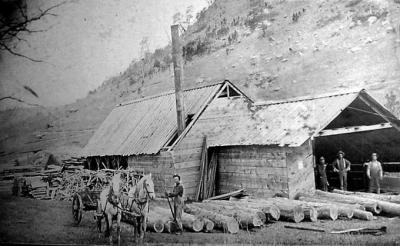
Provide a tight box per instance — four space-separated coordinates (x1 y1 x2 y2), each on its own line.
171 24 185 135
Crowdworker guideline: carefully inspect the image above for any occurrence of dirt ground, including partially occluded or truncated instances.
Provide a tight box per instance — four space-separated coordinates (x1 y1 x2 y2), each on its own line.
0 193 400 245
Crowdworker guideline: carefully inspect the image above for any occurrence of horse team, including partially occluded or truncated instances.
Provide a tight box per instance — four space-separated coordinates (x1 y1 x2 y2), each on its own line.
98 173 156 245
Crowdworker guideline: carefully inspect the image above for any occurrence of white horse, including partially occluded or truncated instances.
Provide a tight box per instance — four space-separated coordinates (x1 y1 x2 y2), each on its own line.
99 173 124 245
126 173 156 241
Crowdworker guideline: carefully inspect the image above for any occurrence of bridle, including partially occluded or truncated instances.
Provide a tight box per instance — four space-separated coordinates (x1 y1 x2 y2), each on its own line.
142 179 154 201
126 177 155 215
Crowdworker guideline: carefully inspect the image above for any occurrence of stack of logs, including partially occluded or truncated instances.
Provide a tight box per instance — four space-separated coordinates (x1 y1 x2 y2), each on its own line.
141 190 400 234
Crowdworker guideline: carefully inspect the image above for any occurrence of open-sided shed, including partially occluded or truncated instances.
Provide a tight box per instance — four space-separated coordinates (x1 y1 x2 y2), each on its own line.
83 81 400 199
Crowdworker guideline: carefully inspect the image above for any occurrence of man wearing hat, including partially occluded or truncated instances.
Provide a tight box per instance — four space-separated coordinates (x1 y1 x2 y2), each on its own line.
165 174 184 234
333 150 351 190
317 156 329 191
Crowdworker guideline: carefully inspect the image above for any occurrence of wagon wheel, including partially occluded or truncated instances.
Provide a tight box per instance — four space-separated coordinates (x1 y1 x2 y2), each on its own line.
72 193 83 225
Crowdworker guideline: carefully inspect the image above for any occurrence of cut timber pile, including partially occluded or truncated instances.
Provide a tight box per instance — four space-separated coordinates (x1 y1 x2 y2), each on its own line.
61 157 85 170
315 190 400 216
184 204 239 234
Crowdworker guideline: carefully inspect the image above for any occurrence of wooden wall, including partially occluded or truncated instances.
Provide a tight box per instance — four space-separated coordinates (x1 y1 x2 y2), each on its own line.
215 145 288 198
286 140 315 199
127 151 175 197
172 142 203 200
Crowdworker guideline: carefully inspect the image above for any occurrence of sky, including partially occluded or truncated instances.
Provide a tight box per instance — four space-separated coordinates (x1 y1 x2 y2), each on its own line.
0 0 208 107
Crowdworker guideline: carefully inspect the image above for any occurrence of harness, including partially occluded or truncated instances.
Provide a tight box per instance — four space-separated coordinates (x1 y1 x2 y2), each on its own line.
102 187 122 216
102 178 154 217
128 179 154 215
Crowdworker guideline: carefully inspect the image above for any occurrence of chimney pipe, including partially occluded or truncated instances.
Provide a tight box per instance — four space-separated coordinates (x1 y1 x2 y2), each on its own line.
171 24 185 136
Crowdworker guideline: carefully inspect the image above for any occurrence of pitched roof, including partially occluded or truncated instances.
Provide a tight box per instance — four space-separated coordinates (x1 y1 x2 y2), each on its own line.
82 82 223 156
174 89 400 148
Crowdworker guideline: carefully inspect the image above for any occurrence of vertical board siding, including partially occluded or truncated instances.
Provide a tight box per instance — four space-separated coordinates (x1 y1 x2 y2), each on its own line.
286 141 315 199
128 151 175 196
172 146 203 200
216 146 288 198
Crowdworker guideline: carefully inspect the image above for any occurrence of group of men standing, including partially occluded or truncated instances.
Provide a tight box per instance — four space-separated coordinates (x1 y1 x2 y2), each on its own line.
317 151 383 193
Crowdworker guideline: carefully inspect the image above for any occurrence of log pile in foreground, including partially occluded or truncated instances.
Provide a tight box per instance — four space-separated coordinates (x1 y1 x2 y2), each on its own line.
146 190 400 234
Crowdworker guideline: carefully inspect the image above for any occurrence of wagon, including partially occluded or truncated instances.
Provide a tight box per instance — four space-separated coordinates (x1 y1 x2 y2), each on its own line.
71 168 144 226
72 187 102 225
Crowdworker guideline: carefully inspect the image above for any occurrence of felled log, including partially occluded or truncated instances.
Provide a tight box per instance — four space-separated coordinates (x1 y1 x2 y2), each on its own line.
202 217 214 232
316 205 338 220
249 199 304 223
332 189 400 204
152 206 204 232
296 196 352 219
164 220 178 233
352 209 374 221
266 198 317 222
302 206 318 222
146 211 164 233
191 202 262 228
243 202 280 221
314 190 382 215
184 204 239 234
297 196 364 211
181 212 204 232
203 200 267 224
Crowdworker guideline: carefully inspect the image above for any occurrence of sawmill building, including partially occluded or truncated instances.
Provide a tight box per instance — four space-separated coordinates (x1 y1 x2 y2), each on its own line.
82 80 400 199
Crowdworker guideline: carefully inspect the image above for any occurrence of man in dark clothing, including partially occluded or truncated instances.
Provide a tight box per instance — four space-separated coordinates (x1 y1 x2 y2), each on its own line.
166 174 184 234
317 156 329 191
333 150 351 191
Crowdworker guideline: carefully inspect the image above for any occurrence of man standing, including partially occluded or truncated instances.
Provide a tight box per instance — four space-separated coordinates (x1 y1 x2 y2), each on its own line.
365 153 383 194
166 174 184 234
333 150 351 191
317 156 329 191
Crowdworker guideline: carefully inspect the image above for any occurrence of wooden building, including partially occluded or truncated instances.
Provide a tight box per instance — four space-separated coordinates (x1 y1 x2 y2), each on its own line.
82 80 400 199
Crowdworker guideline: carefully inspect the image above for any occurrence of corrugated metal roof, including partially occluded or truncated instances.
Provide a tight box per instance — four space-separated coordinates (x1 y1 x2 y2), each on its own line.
82 83 222 156
175 91 361 148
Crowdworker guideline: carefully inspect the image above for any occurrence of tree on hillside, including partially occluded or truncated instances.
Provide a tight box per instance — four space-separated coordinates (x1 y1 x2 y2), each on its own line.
139 36 150 59
0 0 64 62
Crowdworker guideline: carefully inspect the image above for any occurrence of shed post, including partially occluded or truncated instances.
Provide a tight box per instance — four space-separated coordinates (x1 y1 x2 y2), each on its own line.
171 24 185 135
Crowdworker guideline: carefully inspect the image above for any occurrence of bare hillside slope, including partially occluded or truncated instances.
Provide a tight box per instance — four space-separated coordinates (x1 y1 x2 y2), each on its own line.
1 0 400 165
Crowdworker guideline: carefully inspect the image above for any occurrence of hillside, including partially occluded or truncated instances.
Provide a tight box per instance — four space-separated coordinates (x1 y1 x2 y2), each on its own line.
1 0 400 166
